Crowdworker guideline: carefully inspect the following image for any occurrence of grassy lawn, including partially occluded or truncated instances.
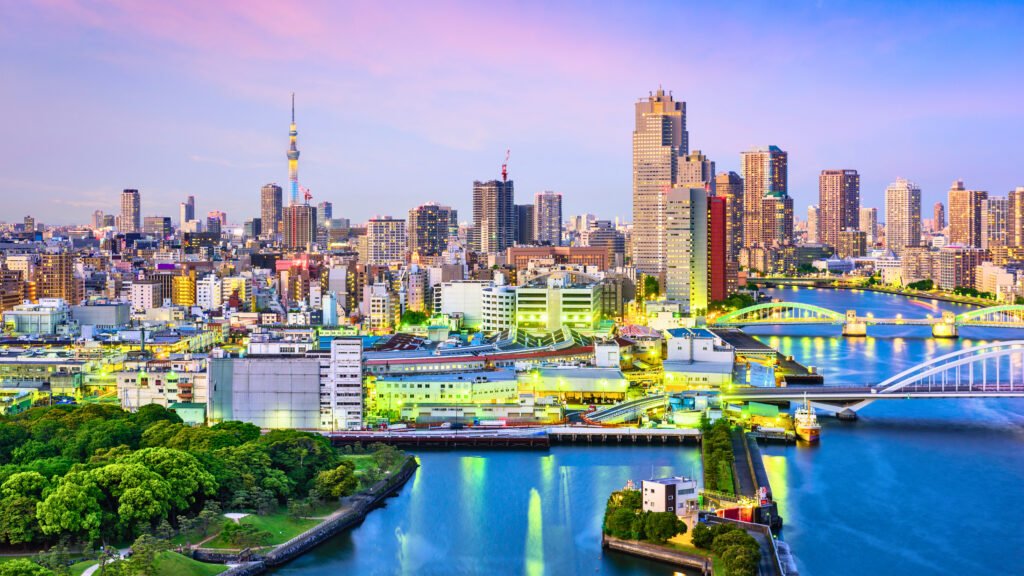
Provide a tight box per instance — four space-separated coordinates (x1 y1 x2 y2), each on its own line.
70 560 96 576
203 511 318 549
153 551 226 576
341 454 377 472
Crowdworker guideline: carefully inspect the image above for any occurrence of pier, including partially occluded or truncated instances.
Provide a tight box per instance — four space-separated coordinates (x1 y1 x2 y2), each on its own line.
548 426 700 444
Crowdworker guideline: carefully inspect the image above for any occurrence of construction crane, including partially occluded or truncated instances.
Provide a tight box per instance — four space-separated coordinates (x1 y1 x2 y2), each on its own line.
300 185 313 204
501 149 510 182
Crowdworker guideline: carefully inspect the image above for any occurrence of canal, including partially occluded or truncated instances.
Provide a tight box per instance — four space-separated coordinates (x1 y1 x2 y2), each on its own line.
275 288 1024 576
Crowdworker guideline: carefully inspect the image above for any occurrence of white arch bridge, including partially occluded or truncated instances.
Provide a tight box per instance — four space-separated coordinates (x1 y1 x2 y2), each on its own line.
720 340 1024 416
709 302 1024 337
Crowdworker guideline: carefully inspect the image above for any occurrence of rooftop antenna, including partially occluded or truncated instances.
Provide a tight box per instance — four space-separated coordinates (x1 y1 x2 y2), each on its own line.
501 149 511 182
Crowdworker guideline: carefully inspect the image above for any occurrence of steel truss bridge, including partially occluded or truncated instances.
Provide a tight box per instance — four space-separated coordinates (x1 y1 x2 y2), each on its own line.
721 340 1024 415
709 302 1024 337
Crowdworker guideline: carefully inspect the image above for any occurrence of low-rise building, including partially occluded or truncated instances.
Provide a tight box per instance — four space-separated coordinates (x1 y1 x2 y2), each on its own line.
664 328 734 363
521 367 628 404
641 476 699 515
2 299 71 335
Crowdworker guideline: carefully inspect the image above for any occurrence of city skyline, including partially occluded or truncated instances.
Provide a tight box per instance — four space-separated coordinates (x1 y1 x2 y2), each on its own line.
3 1 1023 225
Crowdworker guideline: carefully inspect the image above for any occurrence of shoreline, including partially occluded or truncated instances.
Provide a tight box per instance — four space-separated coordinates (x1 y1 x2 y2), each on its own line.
195 456 419 576
754 281 987 309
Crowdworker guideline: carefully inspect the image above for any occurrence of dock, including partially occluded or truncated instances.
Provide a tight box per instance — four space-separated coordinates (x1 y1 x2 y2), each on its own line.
327 431 550 449
548 426 700 444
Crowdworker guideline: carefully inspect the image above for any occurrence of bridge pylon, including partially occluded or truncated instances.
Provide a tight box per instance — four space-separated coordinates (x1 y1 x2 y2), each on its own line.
931 311 959 338
842 310 867 337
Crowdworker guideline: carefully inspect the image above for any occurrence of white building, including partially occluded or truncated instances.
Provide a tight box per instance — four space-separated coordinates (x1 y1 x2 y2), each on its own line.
375 370 520 407
664 328 734 363
515 273 601 334
641 476 698 515
481 284 516 332
129 281 162 312
435 280 492 329
196 274 223 310
366 217 407 265
2 299 71 335
314 338 363 430
976 262 1017 301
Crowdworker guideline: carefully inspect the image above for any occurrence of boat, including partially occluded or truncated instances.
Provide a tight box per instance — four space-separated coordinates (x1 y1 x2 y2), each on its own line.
794 395 821 442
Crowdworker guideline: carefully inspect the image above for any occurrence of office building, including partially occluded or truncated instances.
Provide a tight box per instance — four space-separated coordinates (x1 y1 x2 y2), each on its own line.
143 216 172 239
633 88 687 277
665 187 708 314
179 196 195 229
534 191 563 246
261 184 283 237
741 146 789 247
515 273 601 334
516 204 535 245
408 203 456 259
948 180 987 248
120 189 141 233
470 179 515 254
837 229 868 258
818 169 860 248
366 217 407 265
316 201 333 228
38 252 76 303
707 196 729 302
885 178 922 256
859 207 878 245
679 150 715 190
938 246 986 291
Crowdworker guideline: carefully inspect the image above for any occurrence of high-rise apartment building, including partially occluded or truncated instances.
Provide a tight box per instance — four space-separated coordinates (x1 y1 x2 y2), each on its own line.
1008 187 1024 247
885 178 922 256
408 203 456 259
818 169 860 248
806 205 820 244
261 184 283 237
859 207 878 245
714 171 744 262
38 252 76 304
632 88 687 277
534 191 563 246
981 196 1008 250
470 180 515 254
366 217 407 265
120 189 141 233
933 201 946 233
665 187 707 314
282 205 316 249
948 180 987 248
707 196 729 302
837 229 868 258
179 196 195 229
516 204 535 245
741 146 789 247
143 216 172 239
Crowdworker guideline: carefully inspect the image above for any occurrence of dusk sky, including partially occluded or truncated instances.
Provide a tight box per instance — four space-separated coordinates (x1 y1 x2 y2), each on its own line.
3 0 1023 225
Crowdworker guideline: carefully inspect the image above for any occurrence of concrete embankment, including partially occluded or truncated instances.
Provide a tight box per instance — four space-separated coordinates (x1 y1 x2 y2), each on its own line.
602 535 712 575
196 456 419 575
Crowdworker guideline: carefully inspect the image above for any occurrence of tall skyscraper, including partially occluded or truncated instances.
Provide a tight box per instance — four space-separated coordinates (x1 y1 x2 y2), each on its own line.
516 204 535 245
933 201 946 233
885 178 922 256
120 189 141 233
714 171 744 263
632 88 687 277
408 203 456 259
818 169 860 248
366 217 407 265
859 207 878 245
179 196 195 229
948 180 987 248
534 191 563 246
261 184 283 237
470 179 515 254
317 201 333 228
741 146 789 247
981 196 1008 250
287 93 301 206
806 205 820 244
679 150 715 190
665 187 707 314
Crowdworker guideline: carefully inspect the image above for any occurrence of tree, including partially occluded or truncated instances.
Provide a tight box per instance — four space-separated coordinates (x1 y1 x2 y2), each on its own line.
643 511 686 544
287 497 314 519
120 448 217 511
691 522 714 549
710 529 759 557
90 463 174 539
314 462 358 499
643 276 660 300
370 443 403 473
120 534 168 576
36 471 104 542
603 507 636 539
400 310 428 326
0 559 54 576
221 521 270 548
0 495 43 544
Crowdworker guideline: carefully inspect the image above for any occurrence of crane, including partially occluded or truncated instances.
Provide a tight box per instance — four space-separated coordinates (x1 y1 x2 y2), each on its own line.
501 149 510 182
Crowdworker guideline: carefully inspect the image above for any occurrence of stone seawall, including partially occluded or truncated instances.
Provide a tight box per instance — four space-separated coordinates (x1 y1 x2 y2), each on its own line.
601 534 712 575
192 456 419 574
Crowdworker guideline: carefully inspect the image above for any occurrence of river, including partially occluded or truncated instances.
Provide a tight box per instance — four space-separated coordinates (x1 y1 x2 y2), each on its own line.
274 287 1024 576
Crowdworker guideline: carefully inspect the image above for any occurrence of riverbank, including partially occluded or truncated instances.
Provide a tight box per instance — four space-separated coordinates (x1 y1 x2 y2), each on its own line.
601 534 713 575
752 280 987 308
195 455 419 576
